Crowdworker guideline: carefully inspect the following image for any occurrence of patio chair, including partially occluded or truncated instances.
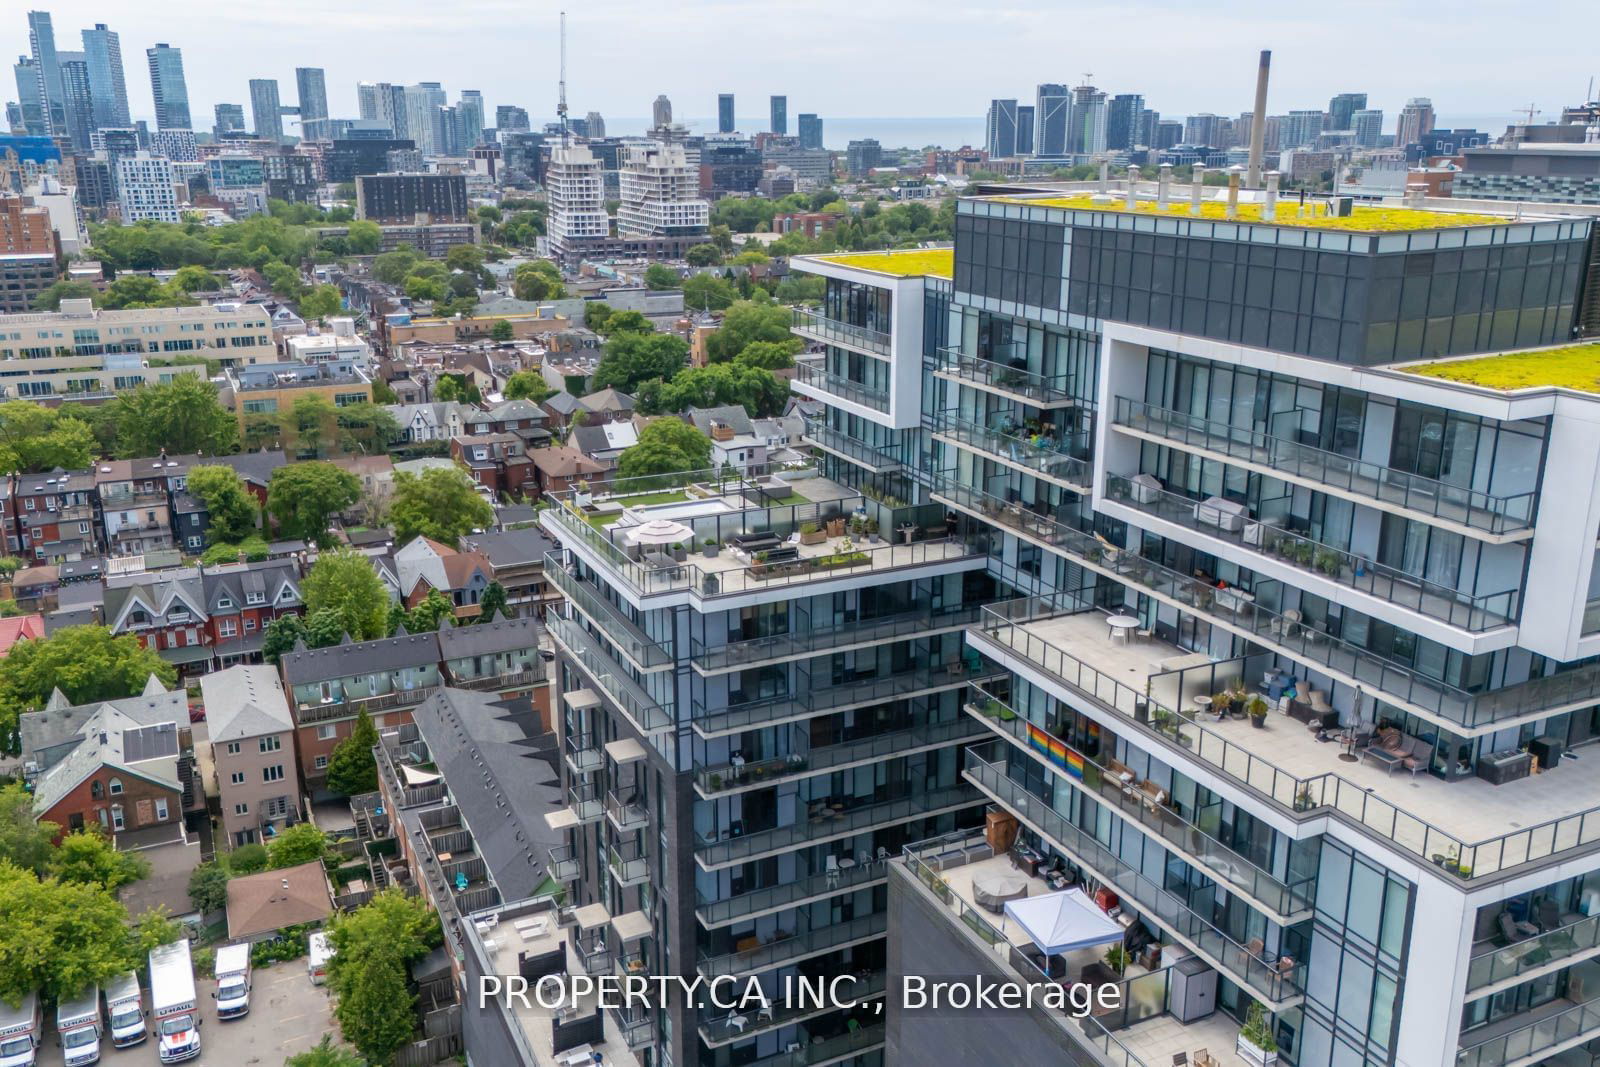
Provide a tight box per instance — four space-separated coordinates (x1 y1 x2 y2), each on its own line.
1173 1054 1188 1067
825 854 840 888
1193 1051 1213 1067
1498 910 1538 944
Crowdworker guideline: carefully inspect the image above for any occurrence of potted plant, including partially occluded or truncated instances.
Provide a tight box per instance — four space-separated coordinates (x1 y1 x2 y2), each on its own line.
672 542 688 562
703 539 719 559
826 517 846 537
1237 1002 1279 1067
1103 944 1130 975
1314 549 1341 577
1293 541 1315 567
708 773 723 792
799 521 826 546
573 480 593 508
1211 691 1234 716
866 518 880 543
1293 786 1314 811
1246 695 1269 728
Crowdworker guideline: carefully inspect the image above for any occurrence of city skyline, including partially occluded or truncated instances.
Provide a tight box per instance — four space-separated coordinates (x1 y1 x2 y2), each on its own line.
5 2 1594 142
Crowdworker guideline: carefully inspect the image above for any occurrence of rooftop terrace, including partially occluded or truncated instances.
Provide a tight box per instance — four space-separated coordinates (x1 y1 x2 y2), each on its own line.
809 248 953 279
1398 342 1600 395
985 193 1510 233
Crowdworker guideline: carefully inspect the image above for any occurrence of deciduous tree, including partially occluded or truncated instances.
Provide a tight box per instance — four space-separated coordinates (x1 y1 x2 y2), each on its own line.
0 402 97 474
617 420 712 482
50 830 149 890
591 332 689 394
268 823 329 869
185 465 257 544
325 710 379 796
0 627 174 755
503 370 552 403
0 785 56 876
187 862 230 913
0 863 138 1004
301 547 389 641
267 462 361 546
110 376 239 458
388 466 494 545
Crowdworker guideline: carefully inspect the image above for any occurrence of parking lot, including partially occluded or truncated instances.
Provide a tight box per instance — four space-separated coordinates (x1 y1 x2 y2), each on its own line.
34 960 343 1066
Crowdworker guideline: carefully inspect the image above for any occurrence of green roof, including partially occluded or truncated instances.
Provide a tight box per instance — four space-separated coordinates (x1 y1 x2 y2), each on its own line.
986 194 1509 233
811 249 953 279
1401 343 1600 394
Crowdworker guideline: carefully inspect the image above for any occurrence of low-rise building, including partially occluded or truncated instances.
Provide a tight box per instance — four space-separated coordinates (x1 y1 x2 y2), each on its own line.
395 536 495 619
224 358 373 425
383 310 569 346
528 446 603 496
459 527 558 619
451 433 533 497
202 664 300 847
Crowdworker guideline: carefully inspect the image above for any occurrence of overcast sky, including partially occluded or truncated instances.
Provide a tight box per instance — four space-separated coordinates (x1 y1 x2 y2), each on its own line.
10 0 1597 134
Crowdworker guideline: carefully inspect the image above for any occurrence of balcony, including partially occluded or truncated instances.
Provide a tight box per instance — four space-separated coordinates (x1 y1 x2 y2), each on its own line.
964 744 1304 1010
695 859 888 929
545 558 675 670
449 666 546 691
695 912 887 979
964 685 1313 922
605 789 648 833
792 358 889 412
698 971 887 1049
692 661 999 738
742 1020 886 1067
564 733 603 775
801 420 902 474
1103 472 1519 632
296 685 432 725
608 1005 653 1050
1112 397 1536 539
933 344 1079 408
550 617 672 734
692 603 982 674
547 844 578 883
573 928 612 975
695 784 977 870
1468 912 1600 995
791 308 891 357
1457 960 1600 1067
931 412 1093 491
607 839 648 887
693 717 988 799
569 781 602 824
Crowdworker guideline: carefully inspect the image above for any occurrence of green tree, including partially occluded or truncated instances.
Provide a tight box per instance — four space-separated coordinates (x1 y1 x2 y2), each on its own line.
617 420 713 482
685 244 723 267
332 944 414 1064
583 301 613 331
325 710 379 796
200 536 269 566
267 462 362 546
110 376 238 458
402 589 454 633
187 861 230 913
489 318 514 342
302 608 349 649
682 272 738 311
733 339 797 371
302 547 389 641
101 275 194 309
591 332 689 394
289 395 340 458
262 261 306 300
185 466 258 544
431 372 480 404
0 785 57 875
0 627 175 754
50 830 150 890
268 823 329 869
389 467 495 545
262 614 308 664
371 378 399 405
226 843 269 874
334 403 400 455
345 220 382 255
170 265 223 293
445 244 484 273
299 284 343 321
643 263 679 290
477 580 509 623
0 402 96 474
403 274 446 303
288 1034 365 1067
0 865 138 1004
706 299 800 363
511 260 565 302
594 309 652 337
371 248 420 285
503 370 552 403
30 279 98 310
131 908 184 954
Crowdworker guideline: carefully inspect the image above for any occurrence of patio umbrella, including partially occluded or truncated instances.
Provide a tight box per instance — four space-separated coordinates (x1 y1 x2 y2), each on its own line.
625 519 695 548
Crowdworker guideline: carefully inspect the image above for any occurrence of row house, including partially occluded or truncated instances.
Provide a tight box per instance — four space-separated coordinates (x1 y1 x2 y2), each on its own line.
450 433 534 498
385 401 473 444
465 398 553 448
11 469 97 561
94 456 184 555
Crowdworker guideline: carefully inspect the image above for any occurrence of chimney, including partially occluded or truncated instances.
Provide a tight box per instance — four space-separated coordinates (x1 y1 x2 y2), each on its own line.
1191 165 1206 212
1157 163 1173 207
1263 171 1281 220
1125 166 1140 209
1098 160 1110 193
1226 166 1243 219
1246 49 1271 187
1405 182 1427 208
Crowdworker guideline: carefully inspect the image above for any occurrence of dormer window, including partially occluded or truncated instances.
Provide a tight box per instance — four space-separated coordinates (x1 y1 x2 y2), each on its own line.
247 592 265 605
216 597 233 610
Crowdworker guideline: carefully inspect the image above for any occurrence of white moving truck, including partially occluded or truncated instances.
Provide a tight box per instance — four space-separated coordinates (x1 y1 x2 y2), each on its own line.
101 972 145 1049
0 991 40 1067
307 932 335 986
55 988 101 1067
212 944 252 1019
148 940 201 1063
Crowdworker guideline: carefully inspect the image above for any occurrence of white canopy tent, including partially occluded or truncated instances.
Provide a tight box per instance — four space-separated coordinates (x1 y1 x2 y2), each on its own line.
1004 888 1125 955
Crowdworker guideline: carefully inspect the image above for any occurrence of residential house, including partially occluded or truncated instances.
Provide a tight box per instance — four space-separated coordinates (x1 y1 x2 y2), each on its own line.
394 536 494 619
539 391 582 431
212 448 288 507
12 469 98 561
203 559 304 667
170 492 210 553
226 861 332 943
0 477 16 555
438 615 549 724
459 527 558 619
570 418 640 474
577 387 635 423
386 401 471 444
94 458 177 555
201 664 301 846
102 567 212 677
451 433 533 497
0 614 44 655
687 405 767 472
278 631 441 798
528 446 604 496
11 565 59 611
467 399 552 449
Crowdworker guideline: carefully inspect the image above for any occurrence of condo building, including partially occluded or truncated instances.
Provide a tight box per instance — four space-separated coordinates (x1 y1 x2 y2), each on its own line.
616 142 710 239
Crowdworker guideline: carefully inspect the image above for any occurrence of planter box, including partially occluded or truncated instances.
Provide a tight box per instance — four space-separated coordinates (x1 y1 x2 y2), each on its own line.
1237 1036 1279 1067
799 529 827 545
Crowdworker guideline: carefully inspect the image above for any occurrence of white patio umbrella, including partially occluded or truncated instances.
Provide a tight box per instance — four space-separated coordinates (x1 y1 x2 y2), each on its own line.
625 519 696 548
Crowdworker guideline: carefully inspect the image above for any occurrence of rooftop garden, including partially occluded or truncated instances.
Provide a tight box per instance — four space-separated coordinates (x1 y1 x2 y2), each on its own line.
986 194 1509 233
1401 343 1600 394
813 248 954 279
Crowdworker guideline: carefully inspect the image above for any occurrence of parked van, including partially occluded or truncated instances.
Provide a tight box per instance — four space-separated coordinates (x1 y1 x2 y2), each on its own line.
101 972 145 1049
307 932 335 986
0 991 40 1067
55 988 100 1067
212 944 252 1019
148 940 201 1063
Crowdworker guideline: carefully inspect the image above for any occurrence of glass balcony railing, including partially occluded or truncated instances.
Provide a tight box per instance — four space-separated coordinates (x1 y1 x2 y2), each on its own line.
933 344 1080 407
931 412 1093 488
965 744 1304 1007
743 1020 887 1067
544 557 675 668
695 912 888 979
1112 398 1537 536
547 844 578 882
607 839 648 886
569 781 602 824
574 929 611 974
693 718 988 798
698 972 888 1049
1467 912 1600 992
965 683 1313 919
793 358 889 412
695 859 887 928
1457 968 1600 1067
564 733 602 775
691 603 983 672
801 419 902 473
692 662 999 737
695 784 977 869
606 788 648 832
550 617 673 734
1103 472 1520 632
791 308 892 356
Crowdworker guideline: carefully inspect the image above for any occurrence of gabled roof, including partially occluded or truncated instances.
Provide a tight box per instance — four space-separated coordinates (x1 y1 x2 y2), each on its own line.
541 392 581 415
0 614 44 656
687 404 754 436
202 559 301 613
200 664 294 742
226 861 333 941
484 398 548 424
29 702 184 816
214 449 289 489
578 387 635 414
437 615 542 660
571 421 639 457
530 446 604 479
459 527 555 569
279 631 443 685
19 677 184 767
103 570 208 632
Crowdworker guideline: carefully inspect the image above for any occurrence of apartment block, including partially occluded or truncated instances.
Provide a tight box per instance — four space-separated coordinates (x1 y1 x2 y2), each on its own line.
224 357 373 424
617 142 710 239
355 171 469 223
115 152 179 223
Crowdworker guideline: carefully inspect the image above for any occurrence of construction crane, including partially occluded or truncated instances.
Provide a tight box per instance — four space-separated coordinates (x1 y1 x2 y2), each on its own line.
556 10 569 142
1514 102 1541 124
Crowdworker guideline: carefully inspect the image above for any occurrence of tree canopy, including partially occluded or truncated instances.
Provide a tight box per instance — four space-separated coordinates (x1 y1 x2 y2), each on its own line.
590 332 689 395
683 273 738 311
185 465 258 544
617 420 713 482
639 362 789 418
109 376 238 458
267 462 362 546
267 823 329 869
0 784 56 876
706 298 802 364
50 829 149 890
511 260 564 302
327 890 442 1065
302 547 390 641
389 466 495 545
0 863 141 1005
0 402 96 474
325 709 379 797
503 370 553 403
0 627 174 754
643 263 680 290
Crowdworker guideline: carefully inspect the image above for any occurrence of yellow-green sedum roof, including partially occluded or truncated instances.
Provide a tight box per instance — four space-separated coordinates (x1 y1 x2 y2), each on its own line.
986 194 1508 233
1402 344 1600 394
812 248 953 279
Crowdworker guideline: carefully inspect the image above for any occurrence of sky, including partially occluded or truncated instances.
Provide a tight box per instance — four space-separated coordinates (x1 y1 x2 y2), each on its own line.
8 0 1598 139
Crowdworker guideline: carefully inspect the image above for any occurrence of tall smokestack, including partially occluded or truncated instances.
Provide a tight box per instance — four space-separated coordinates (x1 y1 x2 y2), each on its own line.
1246 49 1271 188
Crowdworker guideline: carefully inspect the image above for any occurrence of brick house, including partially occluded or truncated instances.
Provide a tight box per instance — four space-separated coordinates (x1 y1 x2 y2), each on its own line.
395 536 495 619
451 433 534 498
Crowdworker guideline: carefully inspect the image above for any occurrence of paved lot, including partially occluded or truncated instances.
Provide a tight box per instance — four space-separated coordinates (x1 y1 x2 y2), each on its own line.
34 960 343 1066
